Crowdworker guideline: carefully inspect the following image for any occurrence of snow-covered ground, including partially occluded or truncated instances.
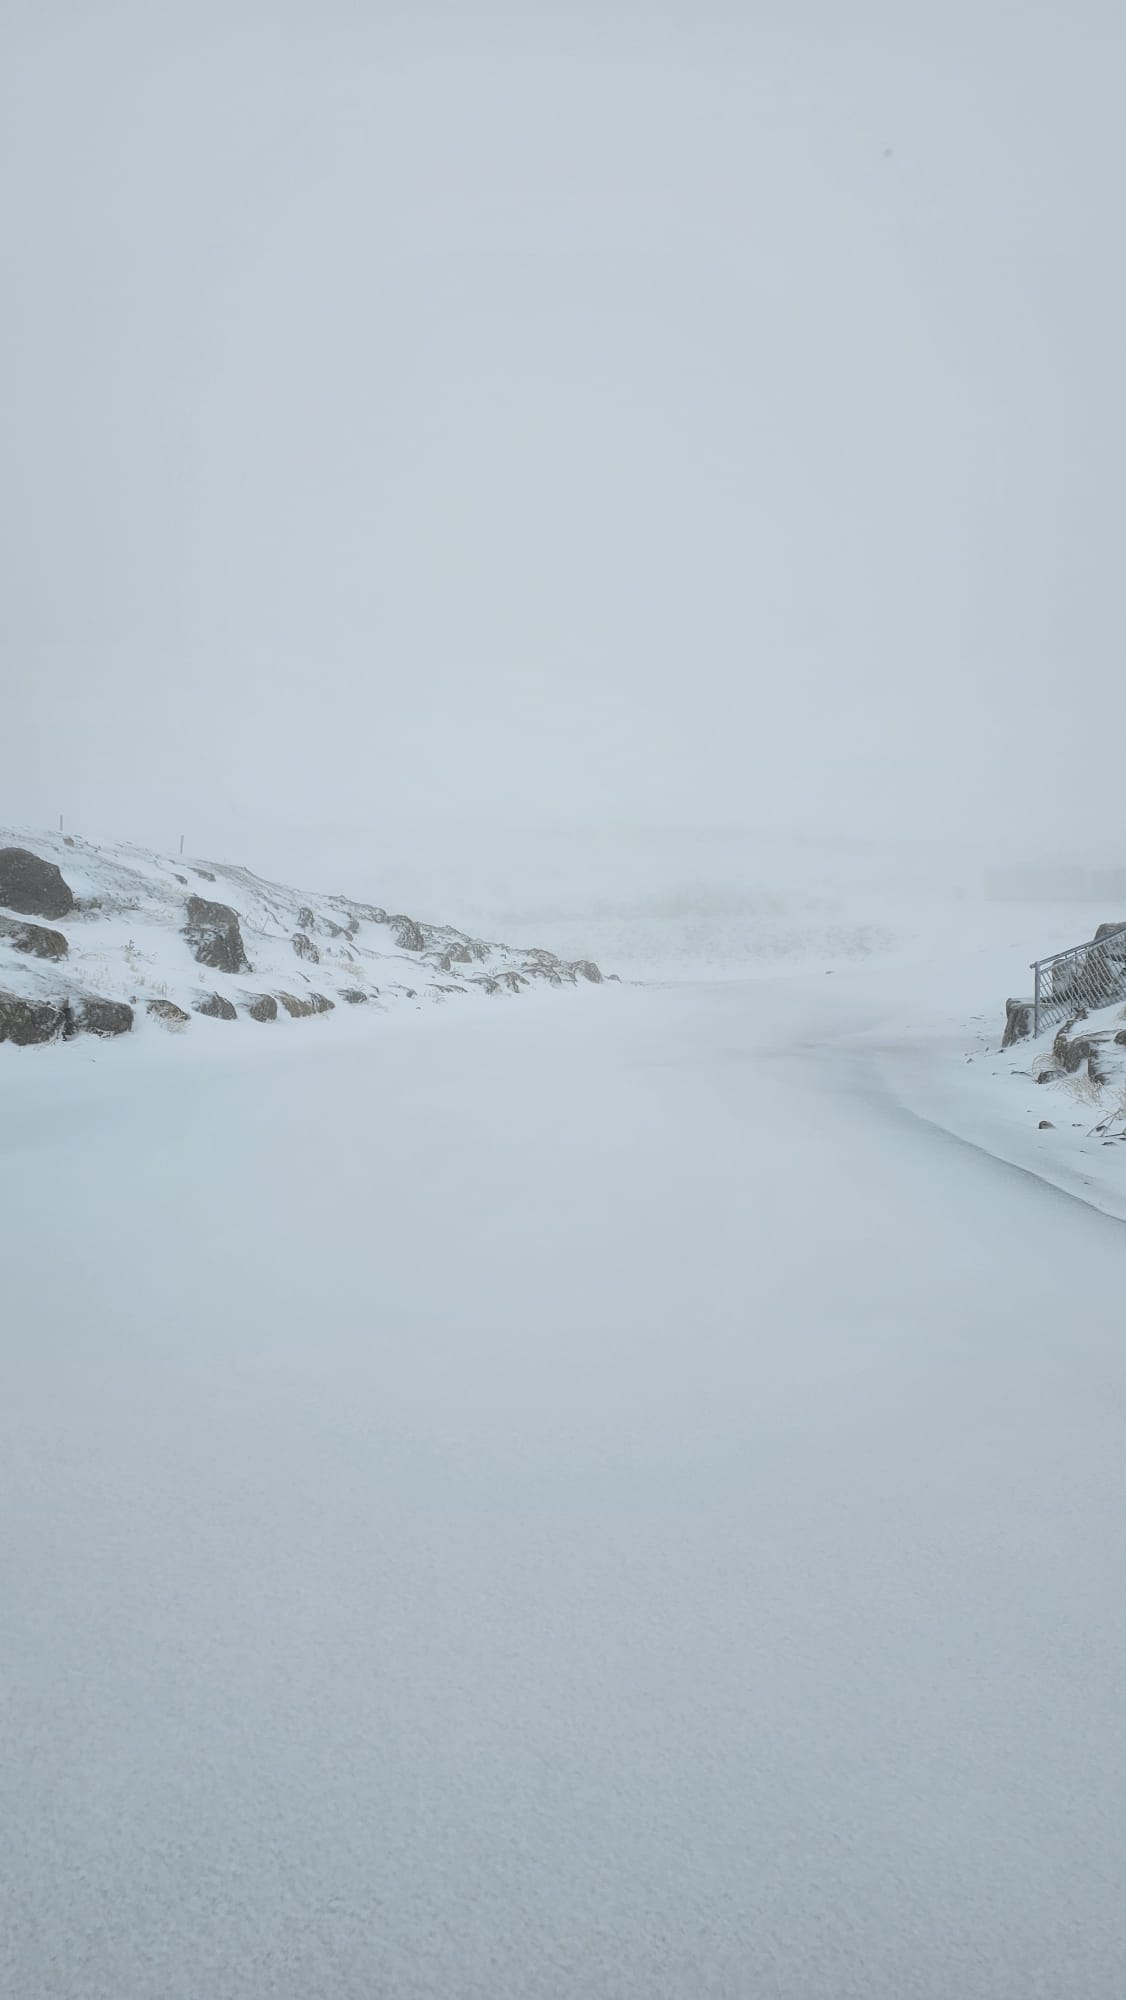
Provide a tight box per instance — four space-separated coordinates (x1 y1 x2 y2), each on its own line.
3 875 1126 1999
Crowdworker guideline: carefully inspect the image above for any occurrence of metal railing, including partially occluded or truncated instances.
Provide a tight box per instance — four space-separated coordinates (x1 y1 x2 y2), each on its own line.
1032 924 1126 1037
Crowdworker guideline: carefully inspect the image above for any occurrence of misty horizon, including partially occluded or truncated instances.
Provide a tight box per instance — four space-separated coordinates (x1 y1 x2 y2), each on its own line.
6 1 1125 868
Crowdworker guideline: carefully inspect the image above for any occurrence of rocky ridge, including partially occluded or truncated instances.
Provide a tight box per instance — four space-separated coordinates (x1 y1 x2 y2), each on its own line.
0 829 606 1047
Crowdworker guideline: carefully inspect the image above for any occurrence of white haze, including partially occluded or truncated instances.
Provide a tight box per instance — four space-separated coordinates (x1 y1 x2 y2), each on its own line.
4 0 1126 884
6 11 1126 2000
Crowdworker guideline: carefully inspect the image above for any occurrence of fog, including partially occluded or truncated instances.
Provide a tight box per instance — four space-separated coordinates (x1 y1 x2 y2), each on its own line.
4 0 1125 890
9 17 1126 1994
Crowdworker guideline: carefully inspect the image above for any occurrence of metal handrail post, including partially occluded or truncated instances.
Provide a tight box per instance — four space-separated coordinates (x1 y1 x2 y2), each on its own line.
1033 960 1041 1039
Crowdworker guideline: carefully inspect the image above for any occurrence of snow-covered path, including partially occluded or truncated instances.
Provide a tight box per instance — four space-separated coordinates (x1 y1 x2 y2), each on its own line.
4 982 1126 1999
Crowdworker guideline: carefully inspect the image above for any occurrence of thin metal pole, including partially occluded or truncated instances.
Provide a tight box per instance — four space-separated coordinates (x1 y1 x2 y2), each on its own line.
1033 960 1041 1039
180 833 185 857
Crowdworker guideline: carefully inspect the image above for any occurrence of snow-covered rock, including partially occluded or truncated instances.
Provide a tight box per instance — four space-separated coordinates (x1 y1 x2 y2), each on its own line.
0 828 606 1047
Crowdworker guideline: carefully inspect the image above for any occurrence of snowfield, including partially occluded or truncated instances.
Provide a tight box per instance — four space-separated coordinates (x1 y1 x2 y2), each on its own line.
3 871 1126 1999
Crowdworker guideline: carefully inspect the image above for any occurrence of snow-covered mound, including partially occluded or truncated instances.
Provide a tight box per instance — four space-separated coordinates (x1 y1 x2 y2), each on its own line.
0 829 605 1046
998 998 1126 1145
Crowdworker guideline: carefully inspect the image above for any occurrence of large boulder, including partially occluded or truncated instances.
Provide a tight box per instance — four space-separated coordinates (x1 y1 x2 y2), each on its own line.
75 996 134 1038
277 990 334 1017
0 991 68 1045
245 993 278 1022
292 932 320 963
194 991 237 1021
0 847 74 919
572 959 603 984
0 915 68 959
391 915 426 952
1002 997 1033 1047
183 895 251 975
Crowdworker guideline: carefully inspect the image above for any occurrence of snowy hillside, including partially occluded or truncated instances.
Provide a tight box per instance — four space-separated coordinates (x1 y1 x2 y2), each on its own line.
0 829 605 1046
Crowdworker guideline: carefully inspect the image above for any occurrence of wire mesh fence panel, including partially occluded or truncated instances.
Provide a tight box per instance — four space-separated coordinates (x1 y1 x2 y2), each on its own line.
1032 924 1126 1037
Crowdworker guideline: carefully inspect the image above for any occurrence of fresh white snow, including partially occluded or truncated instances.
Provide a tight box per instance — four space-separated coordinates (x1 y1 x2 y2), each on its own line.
3 911 1126 1998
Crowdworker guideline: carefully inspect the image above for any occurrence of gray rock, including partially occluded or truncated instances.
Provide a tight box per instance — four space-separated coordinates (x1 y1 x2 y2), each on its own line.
0 915 68 959
0 846 75 919
1094 922 1126 943
277 990 334 1017
147 999 191 1028
75 996 134 1037
0 991 68 1044
183 895 251 974
292 932 320 963
391 915 426 952
194 991 237 1021
246 994 278 1022
1001 997 1033 1048
341 988 368 1004
572 959 603 984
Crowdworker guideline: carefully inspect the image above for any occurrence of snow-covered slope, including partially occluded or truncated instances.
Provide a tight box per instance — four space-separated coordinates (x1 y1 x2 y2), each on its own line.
0 828 605 1045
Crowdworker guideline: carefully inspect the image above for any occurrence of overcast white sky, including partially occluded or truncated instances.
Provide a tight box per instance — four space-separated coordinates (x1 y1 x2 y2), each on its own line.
3 1 1124 879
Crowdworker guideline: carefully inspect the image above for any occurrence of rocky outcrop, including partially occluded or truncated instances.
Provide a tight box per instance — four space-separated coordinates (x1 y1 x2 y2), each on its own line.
1094 923 1126 943
0 915 68 959
0 847 75 920
391 915 426 952
292 932 320 963
1002 997 1033 1047
277 991 334 1018
147 999 190 1028
0 991 68 1044
194 991 237 1020
245 994 278 1022
75 996 134 1038
0 989 132 1043
341 988 368 1004
572 959 603 984
183 895 251 975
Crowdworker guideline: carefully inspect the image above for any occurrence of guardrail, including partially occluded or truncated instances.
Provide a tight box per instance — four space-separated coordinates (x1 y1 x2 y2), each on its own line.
1032 924 1126 1037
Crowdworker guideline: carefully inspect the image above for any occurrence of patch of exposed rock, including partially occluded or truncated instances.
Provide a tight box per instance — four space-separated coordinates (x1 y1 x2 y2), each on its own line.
292 932 320 963
277 991 334 1018
245 994 278 1022
147 999 191 1029
75 996 134 1038
0 915 68 960
194 991 237 1020
0 991 67 1044
391 915 426 952
184 895 251 975
0 847 75 920
1002 997 1033 1048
